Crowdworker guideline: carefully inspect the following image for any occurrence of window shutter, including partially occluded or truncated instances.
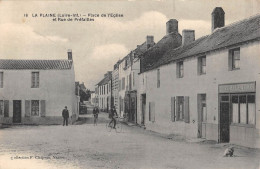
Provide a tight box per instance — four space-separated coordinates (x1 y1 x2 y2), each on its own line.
228 50 232 71
151 102 155 122
171 97 175 122
25 100 31 117
40 100 46 117
175 97 179 121
197 58 201 75
184 96 190 123
36 73 39 87
4 100 9 117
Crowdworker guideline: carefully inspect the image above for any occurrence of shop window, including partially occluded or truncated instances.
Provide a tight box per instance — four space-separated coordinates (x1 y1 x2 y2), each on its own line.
0 100 9 117
176 61 184 78
232 94 255 125
229 48 240 70
198 56 206 75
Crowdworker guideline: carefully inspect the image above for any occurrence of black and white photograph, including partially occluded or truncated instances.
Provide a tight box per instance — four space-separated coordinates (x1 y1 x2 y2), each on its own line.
0 0 259 168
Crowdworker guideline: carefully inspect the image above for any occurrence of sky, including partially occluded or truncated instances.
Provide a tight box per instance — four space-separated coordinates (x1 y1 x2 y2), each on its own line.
0 0 259 90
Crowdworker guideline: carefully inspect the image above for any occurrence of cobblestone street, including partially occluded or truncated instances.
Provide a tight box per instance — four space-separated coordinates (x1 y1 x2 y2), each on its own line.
0 113 259 169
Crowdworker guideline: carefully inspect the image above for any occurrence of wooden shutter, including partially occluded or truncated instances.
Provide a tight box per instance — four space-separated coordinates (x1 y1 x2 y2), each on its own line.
25 100 31 117
40 100 46 117
184 96 190 123
171 97 175 122
149 102 155 122
175 97 179 121
228 50 232 71
4 100 9 117
197 57 201 75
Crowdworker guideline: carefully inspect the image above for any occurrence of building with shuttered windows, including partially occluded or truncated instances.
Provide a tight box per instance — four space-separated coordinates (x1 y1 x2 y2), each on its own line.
138 8 260 148
0 50 79 124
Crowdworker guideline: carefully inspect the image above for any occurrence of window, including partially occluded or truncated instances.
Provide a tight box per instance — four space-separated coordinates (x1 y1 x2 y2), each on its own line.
157 69 160 88
176 96 189 123
198 56 206 75
232 94 255 125
0 72 3 88
0 100 9 117
31 72 39 88
229 48 240 70
31 100 39 116
177 61 184 78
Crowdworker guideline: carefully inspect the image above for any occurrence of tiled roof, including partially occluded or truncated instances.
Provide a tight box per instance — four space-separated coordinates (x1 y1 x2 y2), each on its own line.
97 74 112 86
0 59 73 70
140 32 182 73
142 14 260 73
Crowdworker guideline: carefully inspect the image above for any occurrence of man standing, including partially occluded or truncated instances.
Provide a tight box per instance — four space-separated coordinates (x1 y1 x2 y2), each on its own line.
93 106 99 126
62 106 69 126
109 106 118 129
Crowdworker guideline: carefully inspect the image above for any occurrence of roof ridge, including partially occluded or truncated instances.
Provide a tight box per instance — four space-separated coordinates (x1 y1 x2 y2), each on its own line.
212 13 260 33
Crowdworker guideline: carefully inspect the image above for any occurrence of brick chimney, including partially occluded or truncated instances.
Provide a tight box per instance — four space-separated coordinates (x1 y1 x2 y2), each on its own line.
211 7 225 32
166 19 178 35
67 49 72 60
182 30 195 46
146 36 154 49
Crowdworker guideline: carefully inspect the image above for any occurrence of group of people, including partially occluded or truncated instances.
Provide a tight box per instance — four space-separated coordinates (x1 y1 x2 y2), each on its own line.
92 106 118 128
61 105 118 127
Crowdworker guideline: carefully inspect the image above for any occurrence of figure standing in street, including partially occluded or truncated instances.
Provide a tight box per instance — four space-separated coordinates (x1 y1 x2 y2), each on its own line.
109 106 118 128
93 106 99 126
62 106 69 126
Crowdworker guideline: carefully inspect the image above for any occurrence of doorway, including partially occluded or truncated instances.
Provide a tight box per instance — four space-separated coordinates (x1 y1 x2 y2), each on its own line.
198 94 206 138
13 100 21 123
219 95 230 143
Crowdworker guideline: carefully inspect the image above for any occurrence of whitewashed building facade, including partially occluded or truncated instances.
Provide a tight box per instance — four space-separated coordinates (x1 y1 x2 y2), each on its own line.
0 50 79 124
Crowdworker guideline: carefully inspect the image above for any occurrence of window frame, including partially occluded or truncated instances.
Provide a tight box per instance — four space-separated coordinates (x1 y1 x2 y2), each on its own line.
31 72 40 88
198 56 206 75
31 100 40 116
229 48 240 71
157 69 160 88
177 61 184 78
231 93 255 126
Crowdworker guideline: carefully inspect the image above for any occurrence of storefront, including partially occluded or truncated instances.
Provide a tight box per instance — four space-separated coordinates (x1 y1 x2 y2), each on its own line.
218 82 256 146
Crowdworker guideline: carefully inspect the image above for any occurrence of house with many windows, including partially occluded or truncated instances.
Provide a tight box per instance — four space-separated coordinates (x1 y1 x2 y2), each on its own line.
139 7 260 148
97 71 112 112
0 50 79 124
118 36 154 120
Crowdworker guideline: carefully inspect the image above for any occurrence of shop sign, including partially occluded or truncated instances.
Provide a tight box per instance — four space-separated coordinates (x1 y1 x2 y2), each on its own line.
219 82 255 93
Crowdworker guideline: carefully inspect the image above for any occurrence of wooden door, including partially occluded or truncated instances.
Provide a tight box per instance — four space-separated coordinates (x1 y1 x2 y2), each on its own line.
13 100 21 123
220 95 230 143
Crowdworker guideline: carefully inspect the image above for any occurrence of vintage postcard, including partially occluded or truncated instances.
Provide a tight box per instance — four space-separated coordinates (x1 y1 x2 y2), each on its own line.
0 0 259 169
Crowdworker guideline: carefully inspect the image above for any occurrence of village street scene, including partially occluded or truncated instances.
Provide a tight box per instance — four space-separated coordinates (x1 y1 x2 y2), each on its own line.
0 0 260 169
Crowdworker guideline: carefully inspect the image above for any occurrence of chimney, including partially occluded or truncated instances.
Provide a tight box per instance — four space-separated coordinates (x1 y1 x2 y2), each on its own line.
166 19 178 35
146 36 154 49
182 30 195 46
211 7 225 32
67 49 72 60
